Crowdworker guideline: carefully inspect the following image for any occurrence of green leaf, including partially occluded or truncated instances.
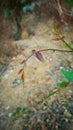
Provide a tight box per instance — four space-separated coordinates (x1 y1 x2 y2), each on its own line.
39 89 58 104
62 39 73 51
61 69 73 82
57 81 69 88
21 107 31 114
12 107 31 117
12 107 21 117
64 0 73 7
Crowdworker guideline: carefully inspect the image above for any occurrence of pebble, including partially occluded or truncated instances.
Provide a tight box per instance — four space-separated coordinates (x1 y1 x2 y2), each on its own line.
11 82 17 87
17 79 22 84
9 69 13 73
64 110 72 118
23 3 35 13
49 58 52 61
46 115 51 122
8 113 13 118
68 102 73 107
42 106 47 110
4 74 9 79
55 108 63 115
11 79 22 87
60 66 64 70
68 90 73 94
12 57 16 60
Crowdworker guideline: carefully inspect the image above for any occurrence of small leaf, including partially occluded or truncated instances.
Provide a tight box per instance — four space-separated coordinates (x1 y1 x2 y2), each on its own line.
18 69 23 75
39 89 58 104
32 49 36 54
61 69 73 82
52 23 59 34
35 51 44 62
15 107 21 112
21 73 24 81
21 107 31 114
52 36 65 41
57 81 69 88
52 38 60 41
12 107 21 117
20 59 26 64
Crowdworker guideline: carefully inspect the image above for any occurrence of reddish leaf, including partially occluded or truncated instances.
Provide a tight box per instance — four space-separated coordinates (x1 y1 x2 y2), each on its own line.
21 73 24 81
20 60 26 64
52 36 65 41
18 69 23 75
32 49 36 54
52 38 60 41
60 36 65 40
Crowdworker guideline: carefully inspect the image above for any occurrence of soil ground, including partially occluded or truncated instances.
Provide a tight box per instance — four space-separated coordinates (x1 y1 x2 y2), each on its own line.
0 13 73 130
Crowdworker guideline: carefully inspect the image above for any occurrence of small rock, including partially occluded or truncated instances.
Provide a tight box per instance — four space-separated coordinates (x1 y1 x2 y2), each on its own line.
11 82 17 87
64 118 69 122
46 115 51 122
68 90 73 94
11 78 22 87
4 74 9 79
60 66 64 70
23 3 35 13
64 110 72 118
17 79 22 84
8 113 12 118
12 57 16 60
42 106 47 110
55 108 63 115
68 102 73 107
49 58 52 61
46 118 50 123
9 69 13 73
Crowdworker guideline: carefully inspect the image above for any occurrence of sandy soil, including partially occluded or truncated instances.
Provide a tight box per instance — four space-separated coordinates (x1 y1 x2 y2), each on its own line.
0 14 73 130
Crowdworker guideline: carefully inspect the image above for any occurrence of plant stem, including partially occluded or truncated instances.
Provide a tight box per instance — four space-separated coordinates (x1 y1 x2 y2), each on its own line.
39 48 73 53
24 48 73 63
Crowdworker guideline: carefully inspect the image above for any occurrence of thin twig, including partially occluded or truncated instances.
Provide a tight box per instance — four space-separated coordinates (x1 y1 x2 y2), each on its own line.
24 48 73 63
39 48 73 53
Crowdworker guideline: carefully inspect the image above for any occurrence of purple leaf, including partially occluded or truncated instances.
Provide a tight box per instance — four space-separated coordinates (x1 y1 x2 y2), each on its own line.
32 50 44 62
